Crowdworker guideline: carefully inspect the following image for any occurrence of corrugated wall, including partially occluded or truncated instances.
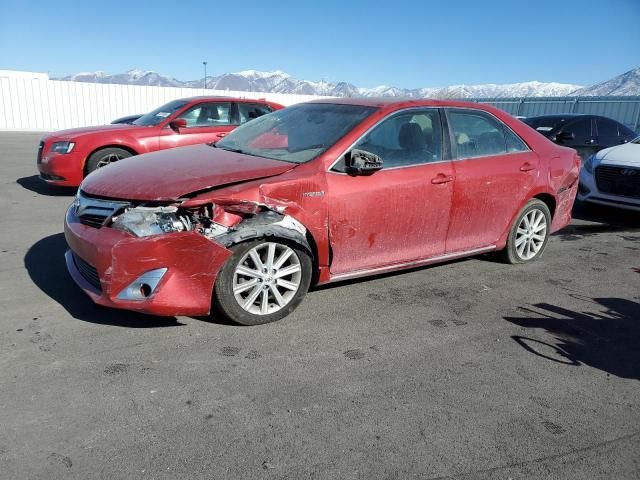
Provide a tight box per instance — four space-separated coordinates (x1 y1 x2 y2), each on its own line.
1 76 639 133
471 97 640 132
0 77 331 131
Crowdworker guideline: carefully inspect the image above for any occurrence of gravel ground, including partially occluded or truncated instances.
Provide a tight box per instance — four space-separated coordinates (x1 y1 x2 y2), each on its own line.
0 132 638 479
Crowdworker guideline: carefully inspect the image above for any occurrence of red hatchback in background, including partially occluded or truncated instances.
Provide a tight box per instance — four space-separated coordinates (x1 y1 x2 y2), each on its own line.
64 99 580 325
37 97 284 186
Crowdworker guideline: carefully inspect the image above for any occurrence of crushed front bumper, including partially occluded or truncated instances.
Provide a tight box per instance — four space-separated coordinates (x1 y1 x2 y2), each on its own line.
64 206 232 316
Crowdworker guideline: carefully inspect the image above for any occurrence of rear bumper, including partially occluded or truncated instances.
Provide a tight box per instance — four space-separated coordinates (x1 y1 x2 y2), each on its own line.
550 181 578 233
64 206 232 316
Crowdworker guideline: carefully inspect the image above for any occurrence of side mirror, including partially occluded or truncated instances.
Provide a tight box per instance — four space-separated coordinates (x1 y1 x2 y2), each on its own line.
169 118 187 132
345 148 383 176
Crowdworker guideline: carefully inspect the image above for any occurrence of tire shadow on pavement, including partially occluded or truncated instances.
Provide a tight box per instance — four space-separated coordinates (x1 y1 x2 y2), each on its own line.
24 233 184 327
504 299 640 380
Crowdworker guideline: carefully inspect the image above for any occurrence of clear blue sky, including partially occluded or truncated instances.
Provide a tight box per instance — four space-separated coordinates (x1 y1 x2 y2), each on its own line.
0 0 638 88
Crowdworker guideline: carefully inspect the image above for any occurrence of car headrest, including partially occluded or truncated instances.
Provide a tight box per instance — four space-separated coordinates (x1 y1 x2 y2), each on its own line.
399 123 426 150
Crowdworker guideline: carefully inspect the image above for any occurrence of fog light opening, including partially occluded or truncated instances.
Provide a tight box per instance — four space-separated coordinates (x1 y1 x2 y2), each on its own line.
139 283 152 298
116 267 168 301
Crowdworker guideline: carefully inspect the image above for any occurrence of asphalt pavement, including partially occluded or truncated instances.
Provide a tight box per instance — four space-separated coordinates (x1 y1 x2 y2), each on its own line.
0 132 638 479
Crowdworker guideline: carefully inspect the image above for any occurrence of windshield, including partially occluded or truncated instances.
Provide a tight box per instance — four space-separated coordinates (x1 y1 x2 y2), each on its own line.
215 103 378 163
133 100 189 126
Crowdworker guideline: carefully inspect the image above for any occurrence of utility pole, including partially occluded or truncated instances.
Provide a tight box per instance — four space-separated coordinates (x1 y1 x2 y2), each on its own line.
203 61 207 89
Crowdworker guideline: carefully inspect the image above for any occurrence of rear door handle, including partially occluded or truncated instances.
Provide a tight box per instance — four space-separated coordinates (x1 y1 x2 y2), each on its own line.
520 162 536 172
216 132 227 138
431 174 453 184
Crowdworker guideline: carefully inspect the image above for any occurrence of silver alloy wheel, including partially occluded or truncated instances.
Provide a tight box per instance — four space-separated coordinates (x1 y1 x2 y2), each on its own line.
515 208 547 260
232 242 302 315
96 153 122 168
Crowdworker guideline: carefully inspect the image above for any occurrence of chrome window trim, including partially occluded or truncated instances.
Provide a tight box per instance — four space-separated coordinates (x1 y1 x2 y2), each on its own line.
327 106 448 174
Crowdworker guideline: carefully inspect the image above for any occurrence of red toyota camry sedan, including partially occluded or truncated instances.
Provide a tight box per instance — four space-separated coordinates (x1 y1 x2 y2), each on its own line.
64 99 579 325
37 96 283 186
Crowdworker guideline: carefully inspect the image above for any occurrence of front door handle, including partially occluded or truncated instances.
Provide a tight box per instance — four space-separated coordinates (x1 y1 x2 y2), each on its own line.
520 162 536 172
586 138 595 144
431 174 453 184
216 132 227 138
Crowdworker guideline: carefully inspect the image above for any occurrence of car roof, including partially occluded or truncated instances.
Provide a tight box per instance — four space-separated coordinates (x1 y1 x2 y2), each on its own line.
176 96 274 103
527 114 585 120
305 97 489 109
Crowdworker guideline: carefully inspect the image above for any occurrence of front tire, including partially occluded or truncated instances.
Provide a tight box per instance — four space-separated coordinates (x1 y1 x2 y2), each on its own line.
85 147 132 175
501 199 551 264
213 240 312 325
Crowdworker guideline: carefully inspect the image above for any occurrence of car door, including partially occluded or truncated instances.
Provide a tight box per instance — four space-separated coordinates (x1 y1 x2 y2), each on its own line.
158 101 236 149
556 117 595 161
444 108 536 253
326 109 454 275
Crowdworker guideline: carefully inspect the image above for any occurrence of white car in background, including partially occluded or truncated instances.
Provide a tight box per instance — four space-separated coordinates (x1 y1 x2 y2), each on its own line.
578 137 640 211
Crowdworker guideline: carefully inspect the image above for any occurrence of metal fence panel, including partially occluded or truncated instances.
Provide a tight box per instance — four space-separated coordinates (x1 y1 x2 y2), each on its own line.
472 96 640 132
0 78 332 130
1 76 640 133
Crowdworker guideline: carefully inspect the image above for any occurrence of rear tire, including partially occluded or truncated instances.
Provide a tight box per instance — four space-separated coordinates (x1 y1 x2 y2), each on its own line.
500 199 551 264
85 147 132 175
213 239 312 326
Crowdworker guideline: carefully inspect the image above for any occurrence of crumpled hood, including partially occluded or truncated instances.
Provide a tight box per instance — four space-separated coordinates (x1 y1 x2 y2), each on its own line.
81 144 296 201
596 142 640 167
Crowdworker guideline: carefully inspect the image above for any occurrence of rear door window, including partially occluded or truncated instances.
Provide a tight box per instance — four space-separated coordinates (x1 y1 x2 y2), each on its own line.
596 118 619 137
446 109 509 159
237 103 273 124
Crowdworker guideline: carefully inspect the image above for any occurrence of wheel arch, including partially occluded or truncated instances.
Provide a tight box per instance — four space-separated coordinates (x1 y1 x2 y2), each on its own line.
533 192 557 219
214 211 320 284
82 144 139 176
497 192 556 250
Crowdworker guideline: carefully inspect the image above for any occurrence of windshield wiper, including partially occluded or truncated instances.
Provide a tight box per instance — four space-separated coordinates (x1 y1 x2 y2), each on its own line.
287 143 325 153
208 143 244 153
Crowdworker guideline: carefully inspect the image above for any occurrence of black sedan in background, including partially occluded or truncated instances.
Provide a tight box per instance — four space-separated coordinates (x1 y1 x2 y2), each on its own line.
111 114 142 125
523 114 637 161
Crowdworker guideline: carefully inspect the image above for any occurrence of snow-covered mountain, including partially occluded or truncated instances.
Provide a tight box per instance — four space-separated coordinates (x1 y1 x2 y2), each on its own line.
56 67 637 98
570 67 640 96
61 68 184 87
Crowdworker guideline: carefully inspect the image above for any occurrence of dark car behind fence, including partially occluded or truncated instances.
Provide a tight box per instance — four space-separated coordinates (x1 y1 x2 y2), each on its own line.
468 96 640 133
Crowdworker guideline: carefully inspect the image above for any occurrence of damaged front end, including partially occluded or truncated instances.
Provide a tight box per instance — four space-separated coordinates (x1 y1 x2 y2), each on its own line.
65 190 312 316
108 197 310 251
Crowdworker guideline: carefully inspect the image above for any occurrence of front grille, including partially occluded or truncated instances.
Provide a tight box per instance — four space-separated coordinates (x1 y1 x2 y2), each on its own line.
79 213 108 228
75 191 130 229
37 141 44 164
595 166 640 198
72 253 102 291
